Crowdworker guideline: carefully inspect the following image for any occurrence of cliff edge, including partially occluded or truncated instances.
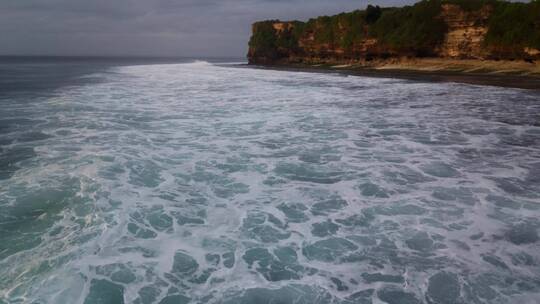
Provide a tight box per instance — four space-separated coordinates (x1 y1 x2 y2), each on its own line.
247 0 540 74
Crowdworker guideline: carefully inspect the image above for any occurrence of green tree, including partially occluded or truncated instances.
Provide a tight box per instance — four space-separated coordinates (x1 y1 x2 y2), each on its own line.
365 5 382 24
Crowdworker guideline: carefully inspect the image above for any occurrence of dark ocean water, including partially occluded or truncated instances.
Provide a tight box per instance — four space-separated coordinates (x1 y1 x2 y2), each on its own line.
1 57 540 304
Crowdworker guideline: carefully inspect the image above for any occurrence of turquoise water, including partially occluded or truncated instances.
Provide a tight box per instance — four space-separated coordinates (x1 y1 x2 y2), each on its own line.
1 59 540 303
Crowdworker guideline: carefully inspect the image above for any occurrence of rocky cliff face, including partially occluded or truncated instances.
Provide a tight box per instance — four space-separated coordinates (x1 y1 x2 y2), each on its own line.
437 4 491 59
248 1 540 65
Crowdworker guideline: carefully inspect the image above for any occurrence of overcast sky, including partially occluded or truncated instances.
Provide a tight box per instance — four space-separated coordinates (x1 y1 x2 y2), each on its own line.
0 0 456 57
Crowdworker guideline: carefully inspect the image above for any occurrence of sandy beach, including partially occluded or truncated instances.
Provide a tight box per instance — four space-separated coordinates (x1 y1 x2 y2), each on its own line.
247 58 540 90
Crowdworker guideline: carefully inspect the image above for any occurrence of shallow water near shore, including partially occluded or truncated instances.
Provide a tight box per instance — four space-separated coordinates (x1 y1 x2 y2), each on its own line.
1 58 540 304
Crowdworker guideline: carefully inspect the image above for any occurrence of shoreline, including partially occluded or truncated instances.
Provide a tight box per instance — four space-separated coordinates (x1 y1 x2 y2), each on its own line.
245 60 540 91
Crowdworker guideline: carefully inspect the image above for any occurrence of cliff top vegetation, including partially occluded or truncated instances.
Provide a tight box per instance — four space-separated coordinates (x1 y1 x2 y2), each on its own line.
249 0 540 60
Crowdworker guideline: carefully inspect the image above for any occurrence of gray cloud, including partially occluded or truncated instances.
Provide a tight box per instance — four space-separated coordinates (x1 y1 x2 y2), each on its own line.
0 0 442 57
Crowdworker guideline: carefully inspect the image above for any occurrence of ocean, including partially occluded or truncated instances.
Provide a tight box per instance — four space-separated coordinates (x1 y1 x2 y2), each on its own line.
1 57 540 304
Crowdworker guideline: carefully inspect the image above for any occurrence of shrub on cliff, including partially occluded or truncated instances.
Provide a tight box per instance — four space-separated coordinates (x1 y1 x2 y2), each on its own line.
276 22 305 51
337 11 367 53
365 5 382 24
302 10 367 54
249 21 279 60
249 21 306 61
371 0 447 56
443 0 497 11
484 1 540 58
309 16 336 45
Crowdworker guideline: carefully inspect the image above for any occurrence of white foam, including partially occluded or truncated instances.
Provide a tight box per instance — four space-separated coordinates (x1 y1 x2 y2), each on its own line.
1 61 539 303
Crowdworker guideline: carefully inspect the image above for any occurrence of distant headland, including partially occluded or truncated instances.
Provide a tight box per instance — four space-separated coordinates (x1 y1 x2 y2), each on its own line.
247 0 540 86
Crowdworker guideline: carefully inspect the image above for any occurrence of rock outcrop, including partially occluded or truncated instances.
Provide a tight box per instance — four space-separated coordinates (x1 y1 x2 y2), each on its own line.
436 4 491 59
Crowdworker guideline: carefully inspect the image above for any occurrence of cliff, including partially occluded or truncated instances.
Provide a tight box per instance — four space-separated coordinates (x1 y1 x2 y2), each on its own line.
247 0 540 66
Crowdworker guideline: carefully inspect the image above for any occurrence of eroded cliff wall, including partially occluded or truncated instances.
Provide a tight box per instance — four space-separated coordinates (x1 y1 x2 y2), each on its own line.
437 4 491 59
